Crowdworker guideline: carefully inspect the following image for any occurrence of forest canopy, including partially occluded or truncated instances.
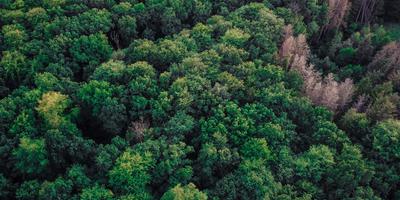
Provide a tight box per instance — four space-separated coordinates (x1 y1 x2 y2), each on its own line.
0 0 400 199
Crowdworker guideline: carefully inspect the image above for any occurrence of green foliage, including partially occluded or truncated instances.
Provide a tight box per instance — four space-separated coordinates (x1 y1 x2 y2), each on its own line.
327 144 376 199
80 185 113 200
0 50 30 85
70 33 112 80
0 174 9 198
16 180 41 200
385 23 400 41
213 159 280 200
34 72 62 91
26 7 49 25
295 145 335 183
340 109 371 143
0 1 399 199
240 138 272 161
274 7 308 35
221 28 250 48
338 64 364 81
372 119 400 161
228 3 284 62
12 137 48 175
161 183 207 200
1 24 27 49
164 112 195 140
9 110 37 137
67 165 91 190
38 177 73 200
367 95 398 122
36 91 70 128
191 23 213 50
108 149 154 198
118 15 137 44
132 139 194 191
78 80 127 136
336 47 357 66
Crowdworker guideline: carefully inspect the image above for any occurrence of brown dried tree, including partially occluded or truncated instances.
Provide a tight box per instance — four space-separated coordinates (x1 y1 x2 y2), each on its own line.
302 71 354 112
354 0 384 24
328 0 351 29
368 42 400 78
279 27 354 112
337 78 355 109
319 0 351 38
353 95 368 112
127 119 150 143
279 26 310 71
279 25 296 69
321 74 340 111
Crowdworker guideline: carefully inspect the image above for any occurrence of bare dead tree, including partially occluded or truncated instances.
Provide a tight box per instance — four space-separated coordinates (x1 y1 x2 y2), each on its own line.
353 95 368 112
288 1 301 14
279 26 310 71
355 0 378 24
282 24 294 40
127 118 150 143
321 74 340 111
279 29 355 112
319 0 351 39
110 31 121 50
337 78 355 109
328 0 351 29
388 70 400 88
279 36 296 69
368 42 400 78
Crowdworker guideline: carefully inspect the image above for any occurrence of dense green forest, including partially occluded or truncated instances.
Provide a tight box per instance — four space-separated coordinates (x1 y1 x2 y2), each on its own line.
0 0 400 199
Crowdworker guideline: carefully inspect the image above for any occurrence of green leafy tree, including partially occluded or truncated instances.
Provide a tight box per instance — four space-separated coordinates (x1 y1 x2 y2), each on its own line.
26 7 49 26
80 185 113 200
95 136 129 175
0 174 10 199
163 111 195 141
91 60 127 84
161 183 207 200
295 145 335 183
1 24 27 49
118 15 137 45
34 72 62 92
213 159 280 200
78 9 112 34
126 62 159 119
367 94 398 122
240 138 272 161
38 177 73 200
108 149 154 199
372 119 400 162
124 39 157 64
191 23 213 51
221 28 250 48
312 121 350 149
36 91 70 128
133 139 194 192
13 137 48 175
67 165 91 191
16 180 41 200
339 109 371 144
0 50 29 86
228 3 284 62
9 110 37 137
69 33 112 80
78 80 127 136
327 145 375 199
